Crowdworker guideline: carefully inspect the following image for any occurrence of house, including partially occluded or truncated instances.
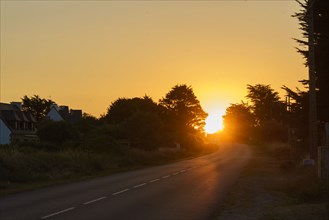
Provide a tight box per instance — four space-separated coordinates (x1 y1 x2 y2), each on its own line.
46 104 82 122
0 102 38 145
46 104 64 121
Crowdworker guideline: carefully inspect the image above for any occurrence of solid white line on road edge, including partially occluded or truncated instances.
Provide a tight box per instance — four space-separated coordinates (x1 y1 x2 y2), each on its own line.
172 172 180 175
162 175 170 179
83 196 107 205
149 178 159 183
112 188 130 196
41 207 76 219
133 183 147 188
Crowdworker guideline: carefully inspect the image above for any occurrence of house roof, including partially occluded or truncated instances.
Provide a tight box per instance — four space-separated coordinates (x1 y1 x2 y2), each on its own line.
0 110 20 121
0 102 37 124
0 103 20 111
24 112 37 122
46 104 82 122
15 111 29 121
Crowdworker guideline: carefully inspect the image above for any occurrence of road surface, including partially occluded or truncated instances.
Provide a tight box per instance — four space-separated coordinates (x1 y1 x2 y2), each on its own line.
0 144 251 220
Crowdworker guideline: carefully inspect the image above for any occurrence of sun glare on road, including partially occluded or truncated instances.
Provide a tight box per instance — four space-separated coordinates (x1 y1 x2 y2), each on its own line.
205 113 224 134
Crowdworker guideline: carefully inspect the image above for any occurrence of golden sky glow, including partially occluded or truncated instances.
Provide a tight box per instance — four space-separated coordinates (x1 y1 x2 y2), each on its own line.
1 1 307 118
205 111 225 134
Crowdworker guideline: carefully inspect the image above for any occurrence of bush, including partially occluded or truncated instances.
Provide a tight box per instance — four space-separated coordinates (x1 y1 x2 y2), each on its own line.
37 120 79 145
0 147 114 189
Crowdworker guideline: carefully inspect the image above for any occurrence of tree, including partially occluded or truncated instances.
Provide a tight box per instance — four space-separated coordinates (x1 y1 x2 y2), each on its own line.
245 84 289 142
75 113 99 137
37 120 79 146
104 96 164 149
21 95 54 121
222 103 255 142
159 84 208 134
105 96 160 124
123 111 164 150
314 0 329 122
246 84 285 126
293 0 329 122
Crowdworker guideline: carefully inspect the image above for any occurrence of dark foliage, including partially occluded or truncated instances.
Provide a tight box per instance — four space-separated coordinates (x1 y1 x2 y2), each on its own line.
293 0 329 122
21 95 54 121
37 120 79 146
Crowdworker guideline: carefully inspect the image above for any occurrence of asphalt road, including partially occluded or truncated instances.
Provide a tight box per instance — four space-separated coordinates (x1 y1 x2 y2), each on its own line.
0 144 251 220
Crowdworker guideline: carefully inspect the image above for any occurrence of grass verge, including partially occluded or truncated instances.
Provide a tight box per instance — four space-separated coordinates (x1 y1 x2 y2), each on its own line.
212 143 329 220
0 144 217 195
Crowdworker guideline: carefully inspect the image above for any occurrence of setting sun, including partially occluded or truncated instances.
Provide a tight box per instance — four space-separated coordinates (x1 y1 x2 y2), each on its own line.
205 113 224 134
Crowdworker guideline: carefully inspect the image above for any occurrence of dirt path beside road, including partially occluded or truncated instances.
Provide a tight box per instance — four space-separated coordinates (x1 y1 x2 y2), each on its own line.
212 144 329 220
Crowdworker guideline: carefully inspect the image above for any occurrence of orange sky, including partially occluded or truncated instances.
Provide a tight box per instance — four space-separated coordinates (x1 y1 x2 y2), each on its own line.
0 1 307 117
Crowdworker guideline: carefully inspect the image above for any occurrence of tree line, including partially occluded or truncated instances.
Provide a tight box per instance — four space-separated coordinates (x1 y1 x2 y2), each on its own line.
21 84 208 152
221 0 329 149
221 83 308 145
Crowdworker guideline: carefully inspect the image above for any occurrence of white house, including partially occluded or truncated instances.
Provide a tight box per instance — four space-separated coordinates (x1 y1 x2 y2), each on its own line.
0 118 11 145
0 102 38 145
46 105 64 121
46 104 82 122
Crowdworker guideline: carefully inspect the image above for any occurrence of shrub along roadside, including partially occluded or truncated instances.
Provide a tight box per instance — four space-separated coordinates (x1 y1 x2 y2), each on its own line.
0 143 217 195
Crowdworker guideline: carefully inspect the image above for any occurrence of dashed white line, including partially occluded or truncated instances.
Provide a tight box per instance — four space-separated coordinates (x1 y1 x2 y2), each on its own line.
133 183 147 188
83 196 107 205
112 188 130 196
149 178 159 183
41 207 76 219
40 166 200 219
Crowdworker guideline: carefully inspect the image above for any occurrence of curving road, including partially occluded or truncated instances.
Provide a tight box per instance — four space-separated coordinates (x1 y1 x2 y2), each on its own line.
0 144 251 220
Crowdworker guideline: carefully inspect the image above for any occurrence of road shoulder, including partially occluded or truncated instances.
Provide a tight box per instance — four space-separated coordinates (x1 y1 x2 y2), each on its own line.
212 143 329 220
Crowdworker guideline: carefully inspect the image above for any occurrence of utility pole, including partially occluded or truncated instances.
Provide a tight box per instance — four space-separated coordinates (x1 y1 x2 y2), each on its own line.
308 0 318 161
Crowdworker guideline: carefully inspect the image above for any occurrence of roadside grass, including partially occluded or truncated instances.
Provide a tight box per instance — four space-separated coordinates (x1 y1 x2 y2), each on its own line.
213 143 329 220
0 144 217 195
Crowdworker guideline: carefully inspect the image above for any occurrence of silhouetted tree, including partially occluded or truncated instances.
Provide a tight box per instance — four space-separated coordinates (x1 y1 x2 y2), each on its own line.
75 113 99 137
105 96 160 124
159 84 208 134
123 111 164 150
21 95 54 121
293 0 329 122
37 120 79 146
246 84 285 126
222 103 255 142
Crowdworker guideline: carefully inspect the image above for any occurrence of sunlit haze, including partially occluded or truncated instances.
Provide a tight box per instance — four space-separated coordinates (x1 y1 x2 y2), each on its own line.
205 111 225 134
1 1 307 120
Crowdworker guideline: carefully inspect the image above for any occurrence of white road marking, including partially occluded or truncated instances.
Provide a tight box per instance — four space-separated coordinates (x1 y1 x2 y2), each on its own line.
112 188 130 195
39 164 202 219
41 166 198 219
41 207 75 219
149 178 159 183
133 183 147 188
83 196 107 205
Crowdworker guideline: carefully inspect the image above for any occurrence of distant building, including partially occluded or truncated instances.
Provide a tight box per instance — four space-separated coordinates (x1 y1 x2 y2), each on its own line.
0 102 38 145
46 104 82 122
